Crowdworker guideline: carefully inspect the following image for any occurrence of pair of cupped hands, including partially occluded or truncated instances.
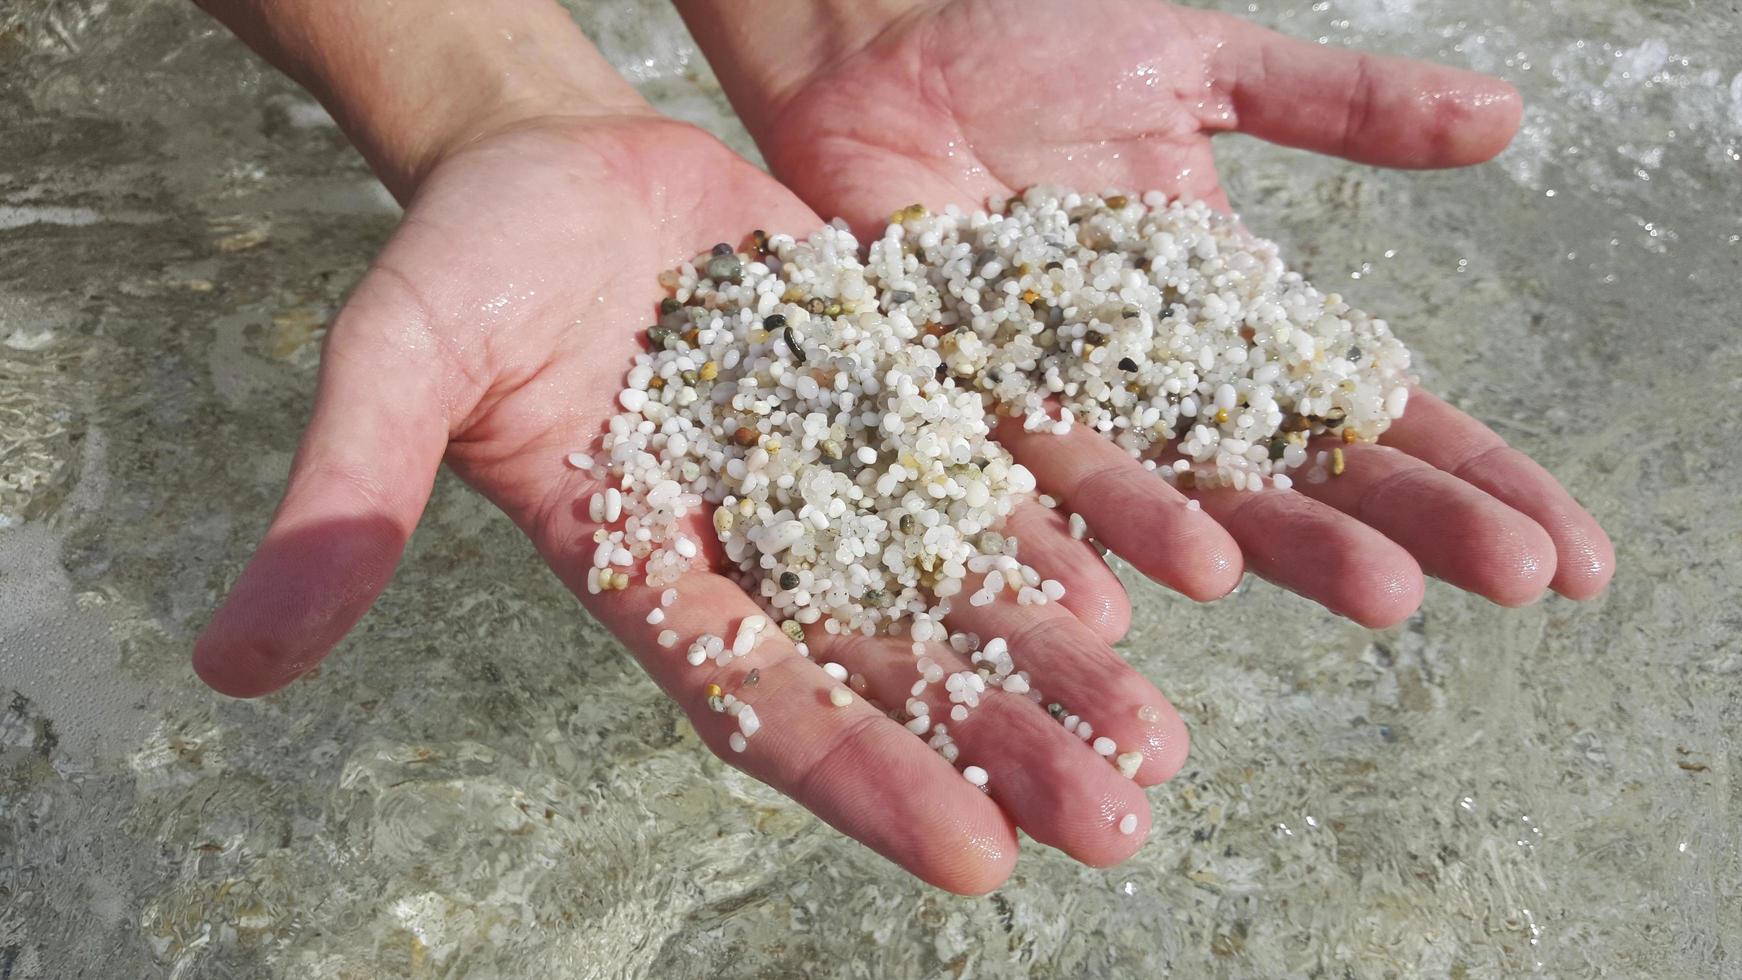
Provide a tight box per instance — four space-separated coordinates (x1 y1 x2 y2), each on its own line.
194 0 1612 892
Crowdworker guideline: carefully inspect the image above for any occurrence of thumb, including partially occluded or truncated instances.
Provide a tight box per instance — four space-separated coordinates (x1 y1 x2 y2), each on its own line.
194 273 451 697
1198 10 1524 168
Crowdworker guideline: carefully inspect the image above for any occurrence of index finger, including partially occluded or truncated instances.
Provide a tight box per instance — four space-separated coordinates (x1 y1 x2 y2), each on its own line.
536 488 1019 895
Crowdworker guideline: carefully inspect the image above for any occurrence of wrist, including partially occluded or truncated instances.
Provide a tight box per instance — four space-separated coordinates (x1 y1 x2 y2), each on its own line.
674 0 937 139
197 0 650 200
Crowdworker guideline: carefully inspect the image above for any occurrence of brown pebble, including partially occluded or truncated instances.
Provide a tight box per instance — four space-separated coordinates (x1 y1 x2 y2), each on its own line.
744 668 760 686
734 427 759 447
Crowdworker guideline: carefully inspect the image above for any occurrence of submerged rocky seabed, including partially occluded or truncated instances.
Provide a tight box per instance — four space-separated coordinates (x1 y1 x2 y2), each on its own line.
1 0 1737 977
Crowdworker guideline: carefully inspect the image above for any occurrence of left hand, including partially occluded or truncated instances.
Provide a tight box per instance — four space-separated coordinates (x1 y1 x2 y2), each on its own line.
681 0 1614 632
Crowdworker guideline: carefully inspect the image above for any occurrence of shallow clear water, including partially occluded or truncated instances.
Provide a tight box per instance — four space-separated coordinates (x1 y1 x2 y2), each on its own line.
1 1 1738 976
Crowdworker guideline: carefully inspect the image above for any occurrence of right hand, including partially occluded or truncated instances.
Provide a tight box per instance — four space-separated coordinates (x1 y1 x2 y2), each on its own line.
679 0 1615 624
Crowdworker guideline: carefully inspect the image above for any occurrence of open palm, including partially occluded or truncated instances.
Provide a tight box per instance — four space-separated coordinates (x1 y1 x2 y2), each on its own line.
194 114 1189 894
722 0 1613 632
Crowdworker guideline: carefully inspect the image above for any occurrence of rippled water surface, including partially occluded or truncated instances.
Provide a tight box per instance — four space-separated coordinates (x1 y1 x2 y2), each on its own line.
2 0 1738 976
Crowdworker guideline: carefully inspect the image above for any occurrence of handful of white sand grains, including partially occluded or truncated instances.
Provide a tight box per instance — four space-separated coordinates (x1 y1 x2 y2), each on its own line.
568 187 1414 794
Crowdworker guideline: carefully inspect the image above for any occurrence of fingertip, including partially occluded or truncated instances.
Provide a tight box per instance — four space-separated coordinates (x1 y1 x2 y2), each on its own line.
1435 73 1525 165
1491 584 1549 609
1001 502 1132 644
191 636 258 698
1059 576 1132 645
1078 808 1153 869
191 582 305 701
1086 590 1133 645
1001 749 1157 869
1349 577 1425 630
191 634 295 699
1552 534 1616 600
1127 492 1243 601
892 793 1021 896
1490 77 1525 140
1484 519 1559 607
1304 521 1425 628
1543 509 1616 600
1176 520 1244 602
1133 700 1190 788
1338 550 1426 629
933 832 1019 896
192 514 410 699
